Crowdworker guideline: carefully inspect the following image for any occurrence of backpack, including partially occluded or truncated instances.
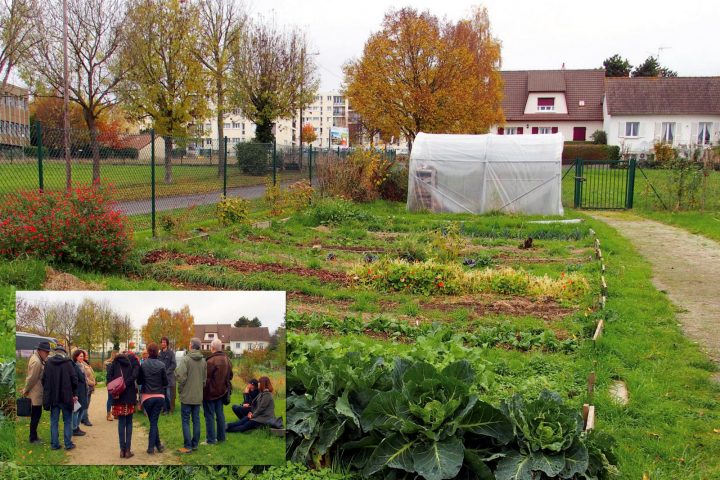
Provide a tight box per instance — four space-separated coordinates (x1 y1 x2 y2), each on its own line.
107 367 126 399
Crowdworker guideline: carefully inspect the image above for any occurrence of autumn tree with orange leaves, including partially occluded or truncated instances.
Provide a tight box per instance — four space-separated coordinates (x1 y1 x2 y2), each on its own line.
301 123 317 145
343 6 503 151
141 305 195 350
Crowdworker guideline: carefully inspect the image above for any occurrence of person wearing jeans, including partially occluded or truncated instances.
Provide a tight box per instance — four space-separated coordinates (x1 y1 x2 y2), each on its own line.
41 344 78 450
109 351 139 459
175 338 206 454
71 350 89 437
138 342 168 454
202 338 232 444
22 341 50 444
226 376 276 434
158 337 177 414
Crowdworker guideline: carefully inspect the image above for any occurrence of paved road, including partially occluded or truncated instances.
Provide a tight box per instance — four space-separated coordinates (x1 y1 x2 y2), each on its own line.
592 212 720 365
116 184 267 216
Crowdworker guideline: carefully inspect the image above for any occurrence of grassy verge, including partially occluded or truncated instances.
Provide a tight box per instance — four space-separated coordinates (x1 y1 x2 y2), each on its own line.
635 210 720 242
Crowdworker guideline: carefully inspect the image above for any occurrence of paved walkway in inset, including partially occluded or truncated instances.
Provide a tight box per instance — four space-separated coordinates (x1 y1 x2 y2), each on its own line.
65 386 165 465
591 212 720 365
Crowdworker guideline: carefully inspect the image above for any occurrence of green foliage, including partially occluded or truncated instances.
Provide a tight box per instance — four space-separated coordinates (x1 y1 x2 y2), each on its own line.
602 54 632 77
301 199 374 226
429 223 464 261
216 195 250 226
287 335 617 480
632 55 677 78
353 259 460 295
490 269 530 295
0 259 46 290
236 142 271 175
159 205 196 238
248 464 351 479
590 130 608 145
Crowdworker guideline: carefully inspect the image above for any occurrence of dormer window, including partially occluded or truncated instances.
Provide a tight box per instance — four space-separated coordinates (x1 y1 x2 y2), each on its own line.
537 98 555 111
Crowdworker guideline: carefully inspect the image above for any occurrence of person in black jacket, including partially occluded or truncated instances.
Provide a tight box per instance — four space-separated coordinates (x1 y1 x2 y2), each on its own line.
230 378 258 420
158 337 177 414
138 342 168 454
104 350 118 422
110 351 139 459
71 350 89 437
41 345 78 450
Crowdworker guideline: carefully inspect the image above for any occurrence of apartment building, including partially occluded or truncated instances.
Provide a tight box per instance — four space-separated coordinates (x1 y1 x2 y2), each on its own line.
0 83 30 148
199 108 296 150
296 92 355 148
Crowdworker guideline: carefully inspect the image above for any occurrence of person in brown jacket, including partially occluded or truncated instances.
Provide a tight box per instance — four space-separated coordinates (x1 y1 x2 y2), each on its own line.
22 341 51 444
81 350 96 426
202 338 232 444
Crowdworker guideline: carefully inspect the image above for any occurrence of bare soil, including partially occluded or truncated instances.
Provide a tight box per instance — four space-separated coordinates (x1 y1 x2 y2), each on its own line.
592 213 720 364
142 250 350 284
420 295 575 321
65 386 166 465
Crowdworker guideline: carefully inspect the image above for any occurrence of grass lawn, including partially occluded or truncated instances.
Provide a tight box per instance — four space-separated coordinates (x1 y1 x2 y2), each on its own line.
635 210 720 242
2 198 720 478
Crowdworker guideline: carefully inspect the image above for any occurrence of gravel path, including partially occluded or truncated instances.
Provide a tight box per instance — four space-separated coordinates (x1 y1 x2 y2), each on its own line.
65 386 166 465
591 212 720 364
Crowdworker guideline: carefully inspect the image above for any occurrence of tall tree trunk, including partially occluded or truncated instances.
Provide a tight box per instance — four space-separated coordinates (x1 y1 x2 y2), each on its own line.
216 78 225 177
164 136 173 184
84 111 101 184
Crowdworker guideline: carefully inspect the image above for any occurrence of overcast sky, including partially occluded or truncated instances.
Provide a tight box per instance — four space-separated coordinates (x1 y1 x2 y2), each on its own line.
251 0 720 91
16 291 286 333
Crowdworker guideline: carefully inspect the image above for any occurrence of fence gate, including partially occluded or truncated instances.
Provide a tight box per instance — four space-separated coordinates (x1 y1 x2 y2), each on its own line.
573 158 637 209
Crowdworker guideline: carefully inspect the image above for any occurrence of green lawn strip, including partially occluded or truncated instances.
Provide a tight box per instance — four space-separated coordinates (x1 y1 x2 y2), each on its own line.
133 391 285 465
576 211 720 479
636 210 720 243
14 416 70 465
15 465 256 480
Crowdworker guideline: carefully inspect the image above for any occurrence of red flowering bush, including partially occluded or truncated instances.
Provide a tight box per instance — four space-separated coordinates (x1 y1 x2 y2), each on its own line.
0 186 133 271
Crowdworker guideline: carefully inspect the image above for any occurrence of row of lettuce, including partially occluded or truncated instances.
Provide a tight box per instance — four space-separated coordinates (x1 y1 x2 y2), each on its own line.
286 333 618 480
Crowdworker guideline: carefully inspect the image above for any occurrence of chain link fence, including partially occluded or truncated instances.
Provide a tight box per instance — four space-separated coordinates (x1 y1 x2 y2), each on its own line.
0 123 319 233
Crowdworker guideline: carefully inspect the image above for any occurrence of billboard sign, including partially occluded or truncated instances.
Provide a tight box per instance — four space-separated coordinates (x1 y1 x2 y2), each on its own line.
329 126 349 148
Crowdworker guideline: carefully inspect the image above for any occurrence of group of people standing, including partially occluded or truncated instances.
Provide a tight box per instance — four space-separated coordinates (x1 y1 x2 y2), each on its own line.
22 336 278 459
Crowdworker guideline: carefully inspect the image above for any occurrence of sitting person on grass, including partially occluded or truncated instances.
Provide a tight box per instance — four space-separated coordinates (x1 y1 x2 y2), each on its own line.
226 376 275 433
230 378 258 420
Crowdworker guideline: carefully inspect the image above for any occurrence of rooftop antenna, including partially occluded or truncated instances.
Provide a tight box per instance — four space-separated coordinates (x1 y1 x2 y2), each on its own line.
657 46 670 63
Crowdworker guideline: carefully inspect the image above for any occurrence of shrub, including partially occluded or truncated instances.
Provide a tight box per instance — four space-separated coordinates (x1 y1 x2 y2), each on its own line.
216 196 249 226
316 148 392 202
236 142 270 175
264 177 285 216
653 141 676 164
562 143 620 162
378 159 408 201
429 222 465 261
285 180 314 212
159 205 196 238
0 187 132 271
590 129 608 145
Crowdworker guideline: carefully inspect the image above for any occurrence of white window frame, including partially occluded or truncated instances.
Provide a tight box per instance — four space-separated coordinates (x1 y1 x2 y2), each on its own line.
625 122 639 137
505 127 518 135
661 122 675 143
537 98 555 112
698 122 712 145
538 127 552 134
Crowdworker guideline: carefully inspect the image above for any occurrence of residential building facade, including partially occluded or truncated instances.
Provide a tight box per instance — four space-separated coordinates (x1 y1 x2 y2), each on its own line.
194 324 271 356
0 83 30 148
296 91 357 148
495 69 605 141
604 77 720 155
199 109 296 149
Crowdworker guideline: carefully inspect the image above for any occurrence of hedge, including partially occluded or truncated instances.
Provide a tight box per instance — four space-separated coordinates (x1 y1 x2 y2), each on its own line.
562 143 620 163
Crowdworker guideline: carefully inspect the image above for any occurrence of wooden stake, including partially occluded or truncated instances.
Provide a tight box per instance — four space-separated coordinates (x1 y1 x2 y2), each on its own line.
601 295 606 310
589 228 596 236
601 276 608 296
595 238 600 249
601 263 606 274
592 320 604 341
585 405 596 431
587 371 596 396
582 403 589 423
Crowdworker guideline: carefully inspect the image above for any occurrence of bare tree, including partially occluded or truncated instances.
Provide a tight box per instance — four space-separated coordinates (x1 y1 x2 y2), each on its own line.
231 15 318 143
0 0 39 92
15 297 43 333
23 0 128 183
48 301 77 350
197 0 246 176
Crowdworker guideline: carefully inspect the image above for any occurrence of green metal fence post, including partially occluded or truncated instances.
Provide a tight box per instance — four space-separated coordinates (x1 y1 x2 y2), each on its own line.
573 158 583 209
36 121 44 192
308 145 313 183
151 129 156 237
223 136 228 197
272 141 277 186
626 158 637 209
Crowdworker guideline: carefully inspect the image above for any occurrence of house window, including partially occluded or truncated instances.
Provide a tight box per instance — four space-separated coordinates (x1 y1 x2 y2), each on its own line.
235 342 241 350
537 97 555 111
538 127 553 134
625 122 639 137
661 122 675 143
206 139 212 146
698 122 712 145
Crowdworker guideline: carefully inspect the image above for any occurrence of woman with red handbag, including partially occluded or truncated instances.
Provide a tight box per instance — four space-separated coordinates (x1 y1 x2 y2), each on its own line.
109 351 139 459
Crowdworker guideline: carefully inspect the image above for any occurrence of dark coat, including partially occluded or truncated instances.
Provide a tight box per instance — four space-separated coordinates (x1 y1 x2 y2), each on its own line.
138 358 168 395
243 388 259 406
204 351 233 401
158 348 177 386
250 390 275 424
42 353 78 410
73 361 89 409
110 354 139 405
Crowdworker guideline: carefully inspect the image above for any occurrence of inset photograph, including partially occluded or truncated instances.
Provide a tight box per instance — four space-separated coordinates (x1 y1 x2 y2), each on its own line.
15 290 286 466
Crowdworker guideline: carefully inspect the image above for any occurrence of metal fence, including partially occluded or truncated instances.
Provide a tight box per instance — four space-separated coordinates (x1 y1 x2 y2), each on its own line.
0 123 319 233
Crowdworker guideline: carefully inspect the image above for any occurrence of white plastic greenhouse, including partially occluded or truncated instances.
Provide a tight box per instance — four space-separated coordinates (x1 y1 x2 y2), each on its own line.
406 132 565 215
